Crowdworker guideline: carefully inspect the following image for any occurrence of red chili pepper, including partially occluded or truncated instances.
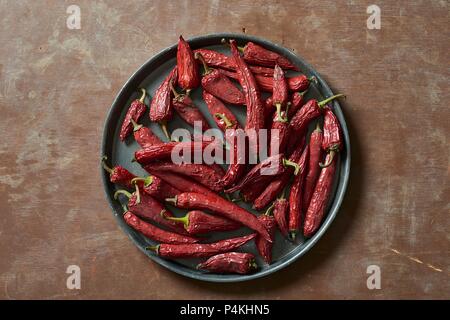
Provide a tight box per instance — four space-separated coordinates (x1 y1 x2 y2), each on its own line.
288 91 307 119
268 110 290 157
195 53 246 105
150 67 178 139
147 233 257 258
229 39 265 158
220 130 246 188
273 191 289 237
240 183 267 202
165 192 272 242
240 41 298 70
264 95 274 125
320 107 343 168
177 36 200 92
288 146 310 240
130 118 162 148
225 154 300 194
287 94 344 154
101 156 136 188
303 123 323 212
194 48 275 76
122 206 198 244
144 161 224 192
134 141 211 165
169 83 210 130
303 152 337 237
272 64 289 120
119 88 147 141
130 175 180 203
253 137 306 210
162 210 240 235
255 207 276 264
202 91 239 131
114 185 187 235
197 252 257 274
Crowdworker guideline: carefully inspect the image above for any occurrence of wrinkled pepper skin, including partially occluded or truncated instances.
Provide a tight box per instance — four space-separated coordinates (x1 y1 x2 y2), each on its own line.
256 214 276 264
197 252 257 274
269 111 289 157
320 107 343 167
151 233 257 258
119 98 146 141
201 69 245 105
202 91 239 131
177 36 200 91
141 175 181 202
288 91 307 119
303 153 337 237
168 192 272 242
124 211 198 244
273 198 289 236
172 93 210 130
167 210 240 235
242 42 298 70
109 166 136 188
134 141 211 165
150 68 177 122
303 124 323 212
272 64 289 107
133 126 162 148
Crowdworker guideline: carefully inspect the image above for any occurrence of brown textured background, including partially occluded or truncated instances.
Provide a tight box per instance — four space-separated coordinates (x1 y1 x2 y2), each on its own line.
0 0 448 299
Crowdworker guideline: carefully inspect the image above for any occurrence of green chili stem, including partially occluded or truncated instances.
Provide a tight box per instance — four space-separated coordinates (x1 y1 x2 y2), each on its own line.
131 176 153 187
134 182 141 204
165 196 178 205
283 159 300 175
318 94 345 108
308 76 318 85
289 230 297 241
264 202 275 216
214 113 234 129
145 245 159 254
164 213 189 228
139 88 146 103
101 156 114 174
114 189 132 200
319 150 336 168
275 103 288 123
194 52 212 75
130 118 143 132
160 121 170 141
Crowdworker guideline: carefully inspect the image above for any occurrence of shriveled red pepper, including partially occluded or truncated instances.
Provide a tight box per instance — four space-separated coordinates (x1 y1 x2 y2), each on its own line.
194 48 275 76
130 119 162 148
239 41 298 70
122 206 198 244
130 175 180 203
229 39 265 158
303 152 337 237
146 233 257 258
320 107 343 168
134 141 211 165
273 191 289 237
101 156 136 188
255 207 276 264
202 91 239 131
119 88 147 141
288 147 310 240
114 184 187 235
169 82 210 130
162 210 240 235
165 192 272 242
264 95 274 125
150 68 178 139
268 110 290 157
197 252 257 274
195 52 245 105
144 161 224 192
220 130 247 189
177 35 200 93
303 123 323 212
272 64 289 121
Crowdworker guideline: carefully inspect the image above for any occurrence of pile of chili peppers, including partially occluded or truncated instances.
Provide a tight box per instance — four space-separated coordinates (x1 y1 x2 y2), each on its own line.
105 36 346 275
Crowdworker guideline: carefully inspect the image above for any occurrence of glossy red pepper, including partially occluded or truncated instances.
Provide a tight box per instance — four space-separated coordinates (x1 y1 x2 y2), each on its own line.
101 156 136 188
196 52 246 105
303 123 323 212
177 35 200 92
130 175 180 202
303 152 337 237
288 147 309 240
119 88 147 141
194 48 275 76
130 119 162 148
163 210 240 235
320 107 343 168
147 233 257 258
256 208 276 264
197 252 257 274
202 91 239 131
170 83 210 130
240 41 298 70
144 161 224 192
150 68 178 139
165 192 272 242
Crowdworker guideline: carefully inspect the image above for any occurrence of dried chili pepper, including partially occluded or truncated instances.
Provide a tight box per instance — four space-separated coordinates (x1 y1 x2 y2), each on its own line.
239 41 298 70
219 130 246 188
195 52 245 105
146 233 257 258
121 205 198 244
288 147 310 240
320 107 343 168
165 192 272 242
130 175 180 202
194 48 274 76
202 91 239 131
272 64 289 122
162 210 240 235
264 96 274 125
114 183 187 235
177 35 200 93
303 152 337 237
150 68 177 139
255 206 276 264
101 156 136 188
144 161 224 192
119 88 147 141
288 91 307 119
169 82 210 130
268 109 290 157
303 123 323 212
130 119 162 148
273 191 289 237
197 252 257 274
229 39 265 158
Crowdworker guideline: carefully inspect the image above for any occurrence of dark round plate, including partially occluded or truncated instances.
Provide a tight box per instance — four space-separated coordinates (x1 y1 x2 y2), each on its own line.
101 33 350 282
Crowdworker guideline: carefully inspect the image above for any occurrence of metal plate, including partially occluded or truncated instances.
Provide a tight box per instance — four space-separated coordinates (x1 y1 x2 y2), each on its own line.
100 33 350 282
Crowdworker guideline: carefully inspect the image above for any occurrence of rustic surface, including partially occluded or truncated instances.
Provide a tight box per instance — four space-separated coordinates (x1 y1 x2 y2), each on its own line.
0 0 448 299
